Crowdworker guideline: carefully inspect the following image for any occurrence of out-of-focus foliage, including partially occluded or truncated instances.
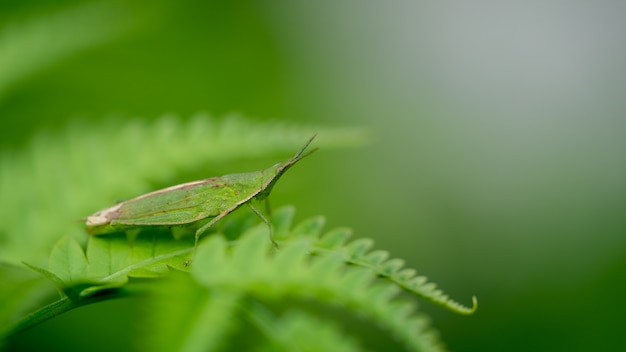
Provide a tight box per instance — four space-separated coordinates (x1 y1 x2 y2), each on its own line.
1 0 625 351
0 1 136 99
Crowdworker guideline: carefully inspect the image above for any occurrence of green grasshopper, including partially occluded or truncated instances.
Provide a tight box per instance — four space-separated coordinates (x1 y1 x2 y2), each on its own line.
86 135 317 251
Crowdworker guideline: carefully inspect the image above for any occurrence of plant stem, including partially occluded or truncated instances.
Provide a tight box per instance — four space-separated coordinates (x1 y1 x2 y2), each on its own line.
2 296 73 339
2 289 125 340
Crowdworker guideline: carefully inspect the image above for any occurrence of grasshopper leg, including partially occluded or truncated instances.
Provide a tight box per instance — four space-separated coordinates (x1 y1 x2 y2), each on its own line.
264 198 272 216
185 214 225 266
247 202 278 249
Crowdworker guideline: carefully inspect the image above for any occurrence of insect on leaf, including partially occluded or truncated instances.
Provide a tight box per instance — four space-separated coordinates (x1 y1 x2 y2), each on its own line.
85 135 318 250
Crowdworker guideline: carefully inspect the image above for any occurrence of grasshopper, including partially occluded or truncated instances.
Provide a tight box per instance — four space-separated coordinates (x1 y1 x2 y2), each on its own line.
86 135 317 251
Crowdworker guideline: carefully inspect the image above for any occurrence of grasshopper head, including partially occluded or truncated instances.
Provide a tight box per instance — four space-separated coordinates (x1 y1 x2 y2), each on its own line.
256 134 318 200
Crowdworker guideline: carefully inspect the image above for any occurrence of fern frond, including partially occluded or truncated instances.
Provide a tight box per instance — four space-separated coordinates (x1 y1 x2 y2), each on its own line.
0 115 367 265
45 232 193 298
271 206 477 315
140 271 364 352
243 305 364 352
314 230 478 315
177 288 241 352
191 217 448 351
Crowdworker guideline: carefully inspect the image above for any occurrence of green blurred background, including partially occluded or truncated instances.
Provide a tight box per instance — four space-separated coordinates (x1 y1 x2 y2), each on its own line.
2 1 625 350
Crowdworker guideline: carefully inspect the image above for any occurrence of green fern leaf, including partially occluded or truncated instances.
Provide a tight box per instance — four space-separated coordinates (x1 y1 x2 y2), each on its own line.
138 272 241 352
179 289 241 352
315 227 353 249
186 208 453 351
266 206 476 315
290 215 326 239
249 308 364 352
345 238 375 259
48 236 88 285
305 222 478 315
380 258 406 276
46 231 194 298
40 204 474 352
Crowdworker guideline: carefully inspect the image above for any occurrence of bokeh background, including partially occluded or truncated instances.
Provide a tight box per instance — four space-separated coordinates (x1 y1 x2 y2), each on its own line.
2 1 625 351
